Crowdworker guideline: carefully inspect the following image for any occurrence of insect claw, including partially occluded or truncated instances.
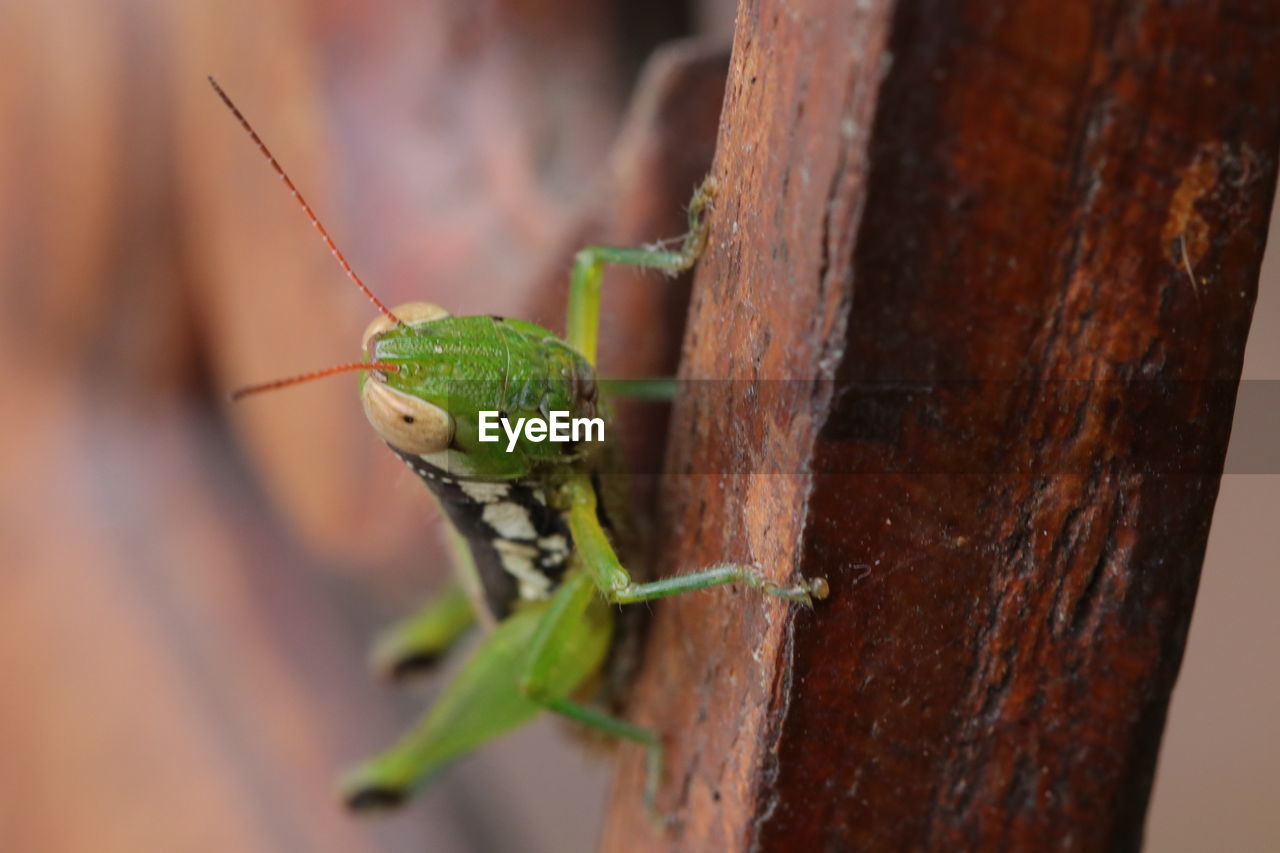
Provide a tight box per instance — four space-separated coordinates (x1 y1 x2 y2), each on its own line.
343 785 406 812
383 652 441 683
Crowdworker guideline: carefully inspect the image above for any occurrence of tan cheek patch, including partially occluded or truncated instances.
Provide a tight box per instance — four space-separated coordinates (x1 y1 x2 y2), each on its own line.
360 380 453 454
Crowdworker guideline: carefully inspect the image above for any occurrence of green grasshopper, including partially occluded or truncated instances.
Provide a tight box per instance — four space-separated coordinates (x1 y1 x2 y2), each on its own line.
211 77 828 816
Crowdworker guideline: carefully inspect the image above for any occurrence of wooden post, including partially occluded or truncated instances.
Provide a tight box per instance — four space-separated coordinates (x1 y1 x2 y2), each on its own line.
603 1 1280 849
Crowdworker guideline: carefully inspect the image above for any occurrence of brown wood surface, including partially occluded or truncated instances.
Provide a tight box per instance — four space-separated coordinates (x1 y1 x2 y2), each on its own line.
603 2 1280 850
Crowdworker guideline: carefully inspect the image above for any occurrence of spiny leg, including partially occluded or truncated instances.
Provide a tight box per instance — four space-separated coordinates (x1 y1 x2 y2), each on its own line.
370 582 475 681
567 177 717 364
604 563 829 605
560 475 829 605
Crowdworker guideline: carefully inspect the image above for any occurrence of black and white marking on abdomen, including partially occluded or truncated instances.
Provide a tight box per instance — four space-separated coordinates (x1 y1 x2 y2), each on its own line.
392 448 574 620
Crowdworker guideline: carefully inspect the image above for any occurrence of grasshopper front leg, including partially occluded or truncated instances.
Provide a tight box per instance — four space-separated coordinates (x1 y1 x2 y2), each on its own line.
566 177 717 365
561 475 829 605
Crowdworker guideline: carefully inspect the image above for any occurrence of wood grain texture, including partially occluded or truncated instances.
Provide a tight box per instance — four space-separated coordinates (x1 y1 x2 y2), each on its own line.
603 1 1280 850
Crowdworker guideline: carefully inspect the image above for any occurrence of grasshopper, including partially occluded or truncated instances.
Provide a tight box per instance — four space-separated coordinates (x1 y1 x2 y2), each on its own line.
210 77 828 815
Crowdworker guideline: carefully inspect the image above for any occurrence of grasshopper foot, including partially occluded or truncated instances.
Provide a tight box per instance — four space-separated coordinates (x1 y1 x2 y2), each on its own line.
343 784 406 812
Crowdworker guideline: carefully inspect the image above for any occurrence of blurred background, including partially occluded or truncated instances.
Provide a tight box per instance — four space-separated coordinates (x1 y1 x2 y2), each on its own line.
0 1 1273 851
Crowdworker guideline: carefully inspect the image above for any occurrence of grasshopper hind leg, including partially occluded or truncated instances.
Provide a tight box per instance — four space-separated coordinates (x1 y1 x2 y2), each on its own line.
512 572 670 828
341 571 613 812
545 696 668 829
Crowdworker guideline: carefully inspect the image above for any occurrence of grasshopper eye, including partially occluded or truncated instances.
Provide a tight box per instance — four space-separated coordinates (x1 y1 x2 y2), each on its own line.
361 378 454 454
363 302 451 353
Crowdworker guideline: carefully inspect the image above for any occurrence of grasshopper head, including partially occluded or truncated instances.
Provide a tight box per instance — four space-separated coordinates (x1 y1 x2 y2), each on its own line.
359 302 455 455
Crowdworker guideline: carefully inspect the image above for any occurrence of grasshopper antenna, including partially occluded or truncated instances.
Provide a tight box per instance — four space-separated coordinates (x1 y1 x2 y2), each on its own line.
208 75 401 326
229 362 401 402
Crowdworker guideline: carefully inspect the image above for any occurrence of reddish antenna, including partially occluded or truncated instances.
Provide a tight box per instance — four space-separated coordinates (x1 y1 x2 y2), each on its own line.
208 76 401 326
229 361 401 401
